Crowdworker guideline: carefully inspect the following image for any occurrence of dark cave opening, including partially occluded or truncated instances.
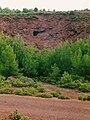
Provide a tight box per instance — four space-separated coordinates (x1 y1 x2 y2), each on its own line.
33 31 39 36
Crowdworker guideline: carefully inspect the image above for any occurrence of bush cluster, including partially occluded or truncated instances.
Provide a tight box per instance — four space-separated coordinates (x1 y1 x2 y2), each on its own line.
0 76 45 96
0 75 71 99
0 33 90 91
78 95 90 101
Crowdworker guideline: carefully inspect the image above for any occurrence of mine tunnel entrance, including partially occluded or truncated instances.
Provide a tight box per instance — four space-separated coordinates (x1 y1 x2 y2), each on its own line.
33 31 39 36
33 29 46 36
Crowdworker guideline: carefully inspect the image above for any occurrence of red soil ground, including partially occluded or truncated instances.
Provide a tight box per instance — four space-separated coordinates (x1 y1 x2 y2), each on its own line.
0 94 90 120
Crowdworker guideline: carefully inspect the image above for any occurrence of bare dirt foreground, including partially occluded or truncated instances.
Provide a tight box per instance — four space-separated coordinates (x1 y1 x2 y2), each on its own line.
0 94 90 120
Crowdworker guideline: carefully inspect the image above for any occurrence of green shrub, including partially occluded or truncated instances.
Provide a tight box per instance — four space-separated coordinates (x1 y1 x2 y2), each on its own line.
36 93 53 98
60 72 73 85
50 91 60 97
11 79 33 87
19 76 33 83
0 81 12 88
71 74 84 81
78 95 90 101
78 96 83 100
58 95 70 100
59 81 77 89
14 89 24 95
0 88 13 94
0 75 5 82
14 87 38 96
34 82 45 92
9 110 29 120
87 95 90 100
79 83 90 92
49 64 60 80
36 86 45 92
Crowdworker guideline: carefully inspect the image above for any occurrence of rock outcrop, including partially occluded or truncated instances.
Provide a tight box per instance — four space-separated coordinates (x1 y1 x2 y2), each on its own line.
0 12 90 48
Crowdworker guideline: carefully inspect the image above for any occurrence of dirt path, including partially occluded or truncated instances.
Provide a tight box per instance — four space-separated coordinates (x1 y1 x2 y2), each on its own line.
0 94 90 120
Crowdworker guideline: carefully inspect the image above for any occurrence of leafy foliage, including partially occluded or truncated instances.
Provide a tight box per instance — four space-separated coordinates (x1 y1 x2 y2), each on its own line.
0 33 90 91
0 45 18 77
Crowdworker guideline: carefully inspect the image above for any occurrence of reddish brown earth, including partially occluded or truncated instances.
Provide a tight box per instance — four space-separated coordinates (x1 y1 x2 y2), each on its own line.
0 12 90 48
0 94 90 120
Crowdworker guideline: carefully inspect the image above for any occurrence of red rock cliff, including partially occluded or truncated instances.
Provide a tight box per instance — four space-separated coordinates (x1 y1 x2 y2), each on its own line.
0 13 90 48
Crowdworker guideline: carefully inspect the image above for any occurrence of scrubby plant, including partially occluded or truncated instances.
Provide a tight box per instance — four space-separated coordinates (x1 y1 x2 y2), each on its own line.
9 110 29 120
36 92 53 98
0 110 29 120
78 95 90 101
36 85 45 92
11 79 33 87
0 75 5 82
59 72 74 88
0 82 12 88
58 95 70 100
50 91 60 97
49 64 60 79
79 83 90 92
14 87 38 96
0 87 13 94
60 72 72 84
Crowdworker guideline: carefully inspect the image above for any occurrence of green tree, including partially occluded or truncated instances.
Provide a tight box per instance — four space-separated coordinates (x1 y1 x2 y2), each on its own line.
22 45 39 77
15 9 21 14
52 42 72 73
38 48 53 76
2 7 11 14
49 64 60 79
34 7 38 12
0 7 2 13
60 71 72 84
23 8 29 13
43 9 46 12
72 48 82 75
0 45 19 77
12 35 25 69
82 54 90 79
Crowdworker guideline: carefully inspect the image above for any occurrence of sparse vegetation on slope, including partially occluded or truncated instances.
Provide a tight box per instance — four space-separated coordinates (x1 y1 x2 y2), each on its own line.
0 75 70 99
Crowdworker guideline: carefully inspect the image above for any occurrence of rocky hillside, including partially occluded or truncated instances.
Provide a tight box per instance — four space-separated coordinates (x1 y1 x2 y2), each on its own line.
0 11 90 48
